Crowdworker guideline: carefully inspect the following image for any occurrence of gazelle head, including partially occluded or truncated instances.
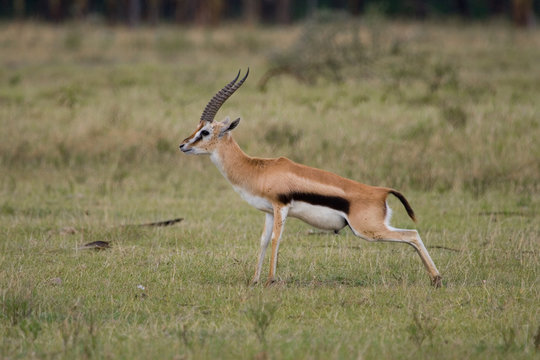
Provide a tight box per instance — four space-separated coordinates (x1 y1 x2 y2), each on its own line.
179 69 248 155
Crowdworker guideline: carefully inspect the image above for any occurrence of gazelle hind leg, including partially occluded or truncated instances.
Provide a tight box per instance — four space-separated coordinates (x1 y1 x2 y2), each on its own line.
377 227 442 287
251 213 274 285
383 202 441 286
347 209 442 287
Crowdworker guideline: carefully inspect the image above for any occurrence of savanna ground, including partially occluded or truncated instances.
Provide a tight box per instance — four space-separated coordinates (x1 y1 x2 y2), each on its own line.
0 17 539 359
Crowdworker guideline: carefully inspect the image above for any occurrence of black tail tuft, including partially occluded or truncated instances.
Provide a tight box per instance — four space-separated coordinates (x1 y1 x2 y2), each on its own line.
389 190 416 222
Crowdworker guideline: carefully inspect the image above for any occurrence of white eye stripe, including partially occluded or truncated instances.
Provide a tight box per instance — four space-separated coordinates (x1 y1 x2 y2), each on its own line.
191 129 211 144
194 129 210 139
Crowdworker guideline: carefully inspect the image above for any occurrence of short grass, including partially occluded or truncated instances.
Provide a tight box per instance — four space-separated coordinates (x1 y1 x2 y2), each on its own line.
0 20 539 359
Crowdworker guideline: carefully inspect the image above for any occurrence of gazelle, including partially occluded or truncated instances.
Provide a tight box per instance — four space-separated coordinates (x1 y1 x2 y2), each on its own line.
179 69 442 287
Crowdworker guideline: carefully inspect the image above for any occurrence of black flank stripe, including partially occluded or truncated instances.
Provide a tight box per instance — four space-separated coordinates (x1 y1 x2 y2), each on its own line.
278 192 350 214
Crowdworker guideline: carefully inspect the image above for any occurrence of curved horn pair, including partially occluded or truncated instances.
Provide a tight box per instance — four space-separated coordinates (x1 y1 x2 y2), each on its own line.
200 68 249 123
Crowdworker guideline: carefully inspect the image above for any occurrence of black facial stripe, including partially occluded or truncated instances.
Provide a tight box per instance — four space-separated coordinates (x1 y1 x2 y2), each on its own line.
278 192 350 214
191 135 202 145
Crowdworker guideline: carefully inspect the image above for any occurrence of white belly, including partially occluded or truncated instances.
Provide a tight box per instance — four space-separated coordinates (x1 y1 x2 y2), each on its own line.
232 187 347 232
232 186 273 212
289 201 347 231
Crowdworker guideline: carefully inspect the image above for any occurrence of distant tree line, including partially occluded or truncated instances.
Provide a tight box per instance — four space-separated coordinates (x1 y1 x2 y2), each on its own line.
0 0 536 27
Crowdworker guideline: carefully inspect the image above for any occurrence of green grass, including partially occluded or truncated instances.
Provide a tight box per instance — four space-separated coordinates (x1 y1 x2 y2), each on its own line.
0 21 539 359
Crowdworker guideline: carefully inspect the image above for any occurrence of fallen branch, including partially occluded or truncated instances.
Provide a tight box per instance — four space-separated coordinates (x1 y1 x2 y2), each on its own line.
78 241 111 250
132 217 184 227
59 217 184 251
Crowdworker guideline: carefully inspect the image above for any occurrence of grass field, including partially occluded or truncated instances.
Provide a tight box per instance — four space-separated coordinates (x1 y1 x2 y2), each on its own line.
0 19 539 359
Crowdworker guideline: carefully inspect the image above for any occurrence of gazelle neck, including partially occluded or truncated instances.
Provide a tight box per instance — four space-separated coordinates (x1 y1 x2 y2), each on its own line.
210 134 253 186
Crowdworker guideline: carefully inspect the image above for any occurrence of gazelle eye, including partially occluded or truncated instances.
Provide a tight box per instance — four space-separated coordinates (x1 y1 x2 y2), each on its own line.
201 130 210 137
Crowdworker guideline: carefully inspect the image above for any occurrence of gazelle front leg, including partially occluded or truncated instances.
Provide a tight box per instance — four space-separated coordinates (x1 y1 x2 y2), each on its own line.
251 213 274 285
265 204 289 286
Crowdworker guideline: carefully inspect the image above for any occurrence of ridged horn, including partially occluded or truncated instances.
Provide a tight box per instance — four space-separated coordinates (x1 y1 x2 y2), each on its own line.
200 68 249 123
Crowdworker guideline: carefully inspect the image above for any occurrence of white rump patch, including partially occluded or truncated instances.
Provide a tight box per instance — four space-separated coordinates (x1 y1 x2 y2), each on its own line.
384 201 399 231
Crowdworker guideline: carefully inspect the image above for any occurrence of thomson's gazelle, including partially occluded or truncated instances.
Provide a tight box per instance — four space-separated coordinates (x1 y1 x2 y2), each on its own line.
179 69 442 287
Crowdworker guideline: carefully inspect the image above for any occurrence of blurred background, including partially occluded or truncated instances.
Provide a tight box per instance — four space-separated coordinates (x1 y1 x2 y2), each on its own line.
0 1 538 195
0 0 537 27
0 3 539 358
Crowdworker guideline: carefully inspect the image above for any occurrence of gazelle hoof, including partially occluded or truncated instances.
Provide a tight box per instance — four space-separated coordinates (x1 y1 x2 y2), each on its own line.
432 275 443 288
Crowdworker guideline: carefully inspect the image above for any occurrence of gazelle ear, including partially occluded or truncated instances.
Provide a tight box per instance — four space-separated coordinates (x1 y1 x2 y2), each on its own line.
219 117 240 137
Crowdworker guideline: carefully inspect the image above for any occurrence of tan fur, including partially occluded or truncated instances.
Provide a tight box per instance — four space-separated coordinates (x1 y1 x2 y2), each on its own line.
179 71 442 287
216 135 374 203
181 125 442 287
